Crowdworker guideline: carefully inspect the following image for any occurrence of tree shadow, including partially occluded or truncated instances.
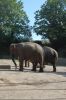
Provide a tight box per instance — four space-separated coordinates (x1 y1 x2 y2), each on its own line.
0 65 18 71
44 70 66 77
0 65 66 78
0 65 34 72
54 71 66 77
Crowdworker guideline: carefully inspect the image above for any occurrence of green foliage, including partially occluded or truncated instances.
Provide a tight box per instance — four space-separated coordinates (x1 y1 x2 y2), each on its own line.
0 0 31 45
34 0 66 49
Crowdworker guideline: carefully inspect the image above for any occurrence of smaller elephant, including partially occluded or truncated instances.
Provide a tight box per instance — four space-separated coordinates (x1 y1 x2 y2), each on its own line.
43 46 58 72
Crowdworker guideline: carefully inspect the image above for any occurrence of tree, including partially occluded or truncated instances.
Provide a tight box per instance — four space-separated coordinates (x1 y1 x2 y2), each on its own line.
0 0 31 45
34 0 66 49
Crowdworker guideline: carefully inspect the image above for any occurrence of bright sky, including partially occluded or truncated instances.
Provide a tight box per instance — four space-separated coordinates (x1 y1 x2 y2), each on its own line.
22 0 46 40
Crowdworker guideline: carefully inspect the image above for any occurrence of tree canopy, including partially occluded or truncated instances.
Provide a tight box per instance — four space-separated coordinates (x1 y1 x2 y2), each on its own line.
0 0 32 45
34 0 66 49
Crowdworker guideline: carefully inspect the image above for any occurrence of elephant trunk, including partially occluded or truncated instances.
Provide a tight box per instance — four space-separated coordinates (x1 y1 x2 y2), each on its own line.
10 44 17 69
11 54 17 67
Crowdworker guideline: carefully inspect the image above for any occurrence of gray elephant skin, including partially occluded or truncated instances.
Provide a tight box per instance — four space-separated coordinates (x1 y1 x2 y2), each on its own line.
10 42 44 72
43 46 58 72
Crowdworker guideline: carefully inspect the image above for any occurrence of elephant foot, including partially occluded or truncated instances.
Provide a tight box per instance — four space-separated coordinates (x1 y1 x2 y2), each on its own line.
53 68 56 72
19 68 23 71
31 68 36 72
39 68 44 72
43 65 45 68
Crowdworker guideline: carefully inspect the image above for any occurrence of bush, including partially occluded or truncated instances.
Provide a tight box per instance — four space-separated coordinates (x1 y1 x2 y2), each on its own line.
58 47 66 58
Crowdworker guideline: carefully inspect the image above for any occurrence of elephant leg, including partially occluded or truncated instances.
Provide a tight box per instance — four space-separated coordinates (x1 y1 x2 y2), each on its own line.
53 63 56 72
19 60 23 71
24 60 27 67
39 63 44 72
31 62 37 72
39 67 43 72
27 61 29 67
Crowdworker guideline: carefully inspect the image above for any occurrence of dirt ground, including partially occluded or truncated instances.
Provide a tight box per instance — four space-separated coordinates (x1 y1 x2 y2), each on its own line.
0 58 66 100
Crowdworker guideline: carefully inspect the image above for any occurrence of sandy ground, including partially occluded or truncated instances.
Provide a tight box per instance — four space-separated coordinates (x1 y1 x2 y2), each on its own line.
0 59 66 100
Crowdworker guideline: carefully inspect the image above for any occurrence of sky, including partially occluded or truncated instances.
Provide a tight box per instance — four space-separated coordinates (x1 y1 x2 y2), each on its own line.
22 0 46 40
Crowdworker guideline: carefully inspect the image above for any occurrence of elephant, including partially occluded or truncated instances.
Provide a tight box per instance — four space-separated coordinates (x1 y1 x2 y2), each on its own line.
32 46 58 72
10 42 44 72
43 46 58 72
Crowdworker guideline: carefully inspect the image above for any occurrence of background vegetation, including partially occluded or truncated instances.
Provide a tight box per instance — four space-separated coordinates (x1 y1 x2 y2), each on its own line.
0 0 66 57
0 0 32 57
34 0 66 57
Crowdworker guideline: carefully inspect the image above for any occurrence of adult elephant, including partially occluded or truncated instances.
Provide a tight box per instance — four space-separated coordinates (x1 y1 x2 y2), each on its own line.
43 46 58 72
10 42 44 72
